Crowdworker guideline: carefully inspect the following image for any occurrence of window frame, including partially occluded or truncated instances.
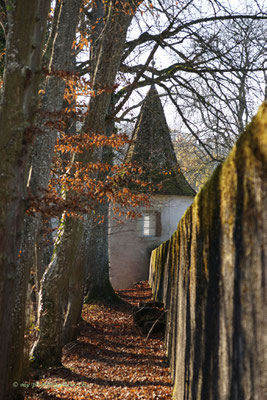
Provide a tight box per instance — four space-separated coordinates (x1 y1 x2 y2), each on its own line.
139 210 161 238
143 212 156 237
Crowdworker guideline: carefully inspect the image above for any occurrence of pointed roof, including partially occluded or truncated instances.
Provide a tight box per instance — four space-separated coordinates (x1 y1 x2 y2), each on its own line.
126 86 195 196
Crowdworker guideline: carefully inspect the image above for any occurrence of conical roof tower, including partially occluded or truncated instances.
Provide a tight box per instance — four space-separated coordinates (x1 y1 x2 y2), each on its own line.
126 86 195 196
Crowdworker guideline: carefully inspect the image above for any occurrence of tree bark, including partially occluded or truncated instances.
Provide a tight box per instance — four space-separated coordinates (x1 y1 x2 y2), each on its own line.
80 0 140 303
31 215 84 366
5 0 81 393
0 1 50 398
84 202 120 303
63 256 85 345
20 0 82 312
32 0 143 367
63 217 91 345
84 106 120 303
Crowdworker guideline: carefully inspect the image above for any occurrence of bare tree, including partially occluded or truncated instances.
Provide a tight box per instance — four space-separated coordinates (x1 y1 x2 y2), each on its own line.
112 0 266 163
167 16 266 162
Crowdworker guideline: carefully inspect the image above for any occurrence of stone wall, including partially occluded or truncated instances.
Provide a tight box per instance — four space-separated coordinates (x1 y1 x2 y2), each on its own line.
149 102 267 400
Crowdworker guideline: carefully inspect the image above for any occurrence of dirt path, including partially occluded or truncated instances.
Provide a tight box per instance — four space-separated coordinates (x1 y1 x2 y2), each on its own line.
24 282 173 399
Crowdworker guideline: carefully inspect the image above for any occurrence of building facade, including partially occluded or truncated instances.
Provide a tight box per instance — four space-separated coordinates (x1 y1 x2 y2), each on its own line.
109 86 195 289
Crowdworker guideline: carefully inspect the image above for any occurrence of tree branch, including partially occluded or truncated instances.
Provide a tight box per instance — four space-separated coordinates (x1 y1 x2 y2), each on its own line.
112 42 159 117
123 14 267 61
158 82 223 163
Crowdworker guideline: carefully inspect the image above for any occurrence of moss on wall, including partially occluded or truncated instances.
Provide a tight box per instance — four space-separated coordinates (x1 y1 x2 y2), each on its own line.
149 102 267 400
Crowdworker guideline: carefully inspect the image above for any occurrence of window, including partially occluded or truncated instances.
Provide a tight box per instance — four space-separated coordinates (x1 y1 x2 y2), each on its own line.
143 213 156 236
141 211 161 237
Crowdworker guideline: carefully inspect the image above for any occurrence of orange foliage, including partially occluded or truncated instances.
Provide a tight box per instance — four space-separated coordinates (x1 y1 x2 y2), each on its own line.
27 106 152 219
27 29 155 222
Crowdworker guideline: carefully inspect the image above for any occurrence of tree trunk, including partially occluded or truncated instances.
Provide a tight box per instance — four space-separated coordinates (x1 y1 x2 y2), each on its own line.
84 106 120 303
23 0 82 282
84 202 120 303
63 218 91 345
32 0 142 367
0 1 50 398
5 0 81 393
63 255 85 345
79 0 139 303
20 0 82 315
31 215 84 367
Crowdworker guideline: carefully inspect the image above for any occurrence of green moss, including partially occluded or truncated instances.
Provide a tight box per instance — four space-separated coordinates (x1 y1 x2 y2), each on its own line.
149 101 267 400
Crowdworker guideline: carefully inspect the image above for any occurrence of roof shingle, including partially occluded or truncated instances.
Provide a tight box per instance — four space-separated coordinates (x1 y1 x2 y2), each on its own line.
126 86 196 196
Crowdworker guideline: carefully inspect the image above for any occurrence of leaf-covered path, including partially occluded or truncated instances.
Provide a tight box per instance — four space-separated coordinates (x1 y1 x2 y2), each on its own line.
25 282 173 399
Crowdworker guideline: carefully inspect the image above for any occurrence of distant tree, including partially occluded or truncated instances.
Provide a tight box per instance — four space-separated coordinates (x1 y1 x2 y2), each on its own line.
167 16 266 163
173 132 216 192
114 0 266 163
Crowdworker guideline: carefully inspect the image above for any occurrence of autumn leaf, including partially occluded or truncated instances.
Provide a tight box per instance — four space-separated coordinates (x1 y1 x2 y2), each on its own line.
24 282 173 400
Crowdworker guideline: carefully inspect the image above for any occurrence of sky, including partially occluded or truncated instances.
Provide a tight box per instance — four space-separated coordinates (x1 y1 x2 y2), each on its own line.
117 0 266 135
74 0 265 140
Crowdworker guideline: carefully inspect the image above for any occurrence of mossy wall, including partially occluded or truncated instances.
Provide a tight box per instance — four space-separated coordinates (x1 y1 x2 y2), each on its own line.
149 102 267 400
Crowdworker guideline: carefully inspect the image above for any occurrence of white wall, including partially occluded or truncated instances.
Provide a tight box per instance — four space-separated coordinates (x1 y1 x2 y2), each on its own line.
109 195 194 289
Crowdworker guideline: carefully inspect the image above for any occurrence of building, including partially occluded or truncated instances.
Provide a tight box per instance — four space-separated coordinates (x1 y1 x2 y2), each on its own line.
109 85 195 289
